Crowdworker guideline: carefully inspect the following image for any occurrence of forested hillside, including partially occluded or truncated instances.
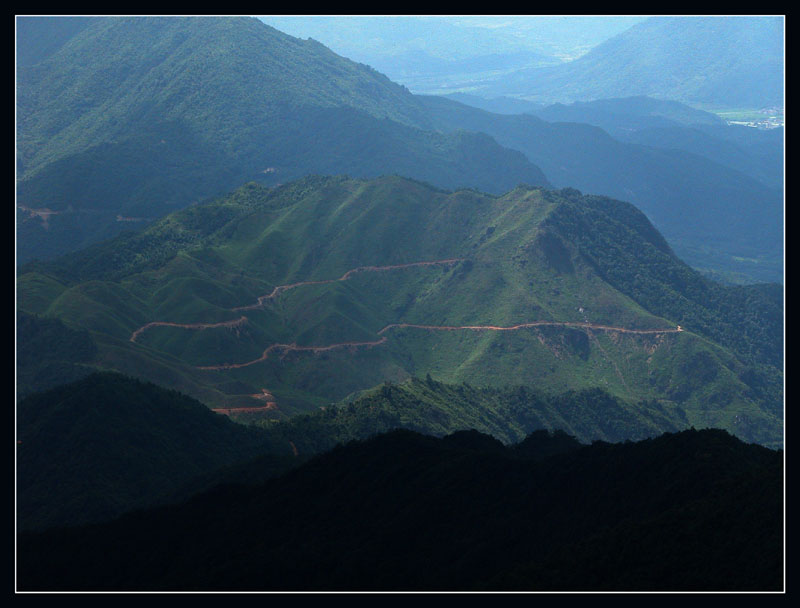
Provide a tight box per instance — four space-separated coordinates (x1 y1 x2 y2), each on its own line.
16 16 549 262
17 176 783 447
17 427 783 590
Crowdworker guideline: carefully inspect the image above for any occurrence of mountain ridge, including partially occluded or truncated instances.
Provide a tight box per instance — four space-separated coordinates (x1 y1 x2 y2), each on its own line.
17 175 782 447
16 16 550 263
17 425 783 590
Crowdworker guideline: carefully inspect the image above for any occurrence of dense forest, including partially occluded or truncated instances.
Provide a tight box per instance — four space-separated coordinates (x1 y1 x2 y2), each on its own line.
17 426 782 591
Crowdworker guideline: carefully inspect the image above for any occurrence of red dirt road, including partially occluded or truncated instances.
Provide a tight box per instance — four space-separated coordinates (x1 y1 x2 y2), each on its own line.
377 322 682 335
125 257 683 372
129 316 248 343
197 337 389 370
232 258 464 311
196 322 680 371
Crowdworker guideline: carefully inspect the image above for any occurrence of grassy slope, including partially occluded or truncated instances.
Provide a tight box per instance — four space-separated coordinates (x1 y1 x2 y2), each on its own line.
17 176 783 446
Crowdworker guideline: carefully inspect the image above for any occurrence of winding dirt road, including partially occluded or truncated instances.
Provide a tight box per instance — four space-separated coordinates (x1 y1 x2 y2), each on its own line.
196 337 389 370
378 322 683 335
232 258 464 311
126 257 684 371
129 316 248 343
196 322 680 371
129 259 465 340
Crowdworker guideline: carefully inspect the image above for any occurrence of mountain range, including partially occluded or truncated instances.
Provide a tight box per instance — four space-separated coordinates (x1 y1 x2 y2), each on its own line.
16 16 783 286
17 424 782 590
479 16 784 108
18 175 783 448
420 95 783 283
530 97 783 191
15 370 698 532
16 16 549 263
15 16 785 592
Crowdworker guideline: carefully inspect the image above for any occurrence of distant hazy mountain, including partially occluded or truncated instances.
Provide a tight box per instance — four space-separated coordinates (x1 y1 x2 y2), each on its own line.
259 16 647 64
534 96 724 128
491 16 784 108
420 95 783 283
16 16 549 263
529 97 783 190
443 93 545 115
258 16 648 95
15 16 93 67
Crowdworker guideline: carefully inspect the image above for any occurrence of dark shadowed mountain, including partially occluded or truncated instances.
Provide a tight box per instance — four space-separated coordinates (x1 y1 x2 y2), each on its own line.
14 370 697 532
17 427 783 591
16 372 290 531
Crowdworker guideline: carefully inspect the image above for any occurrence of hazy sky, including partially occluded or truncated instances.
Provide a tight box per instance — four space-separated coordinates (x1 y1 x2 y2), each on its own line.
258 16 648 62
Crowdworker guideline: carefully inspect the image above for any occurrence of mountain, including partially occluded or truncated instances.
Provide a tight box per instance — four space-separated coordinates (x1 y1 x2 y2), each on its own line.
419 94 783 283
16 16 549 263
490 16 784 108
16 310 98 398
17 427 783 590
530 96 783 190
443 92 545 115
534 96 725 129
17 175 783 447
15 372 286 531
14 370 690 532
15 16 93 67
258 16 647 94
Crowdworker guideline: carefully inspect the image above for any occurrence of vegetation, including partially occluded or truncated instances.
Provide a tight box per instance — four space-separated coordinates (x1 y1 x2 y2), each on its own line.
17 427 783 590
528 96 783 191
260 377 687 452
16 372 276 531
494 16 783 108
15 371 692 532
420 94 783 284
16 175 782 446
16 311 98 398
16 16 549 263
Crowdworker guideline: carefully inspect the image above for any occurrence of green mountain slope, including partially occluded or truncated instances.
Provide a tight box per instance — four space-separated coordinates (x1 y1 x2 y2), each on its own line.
16 311 98 398
16 16 549 263
17 427 783 591
17 175 783 446
419 94 783 283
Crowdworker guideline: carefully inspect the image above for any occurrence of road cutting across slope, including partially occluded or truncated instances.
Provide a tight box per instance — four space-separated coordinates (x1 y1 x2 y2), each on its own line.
232 258 464 311
129 316 248 343
126 257 683 370
196 322 681 371
129 259 465 340
377 322 683 335
196 337 389 370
